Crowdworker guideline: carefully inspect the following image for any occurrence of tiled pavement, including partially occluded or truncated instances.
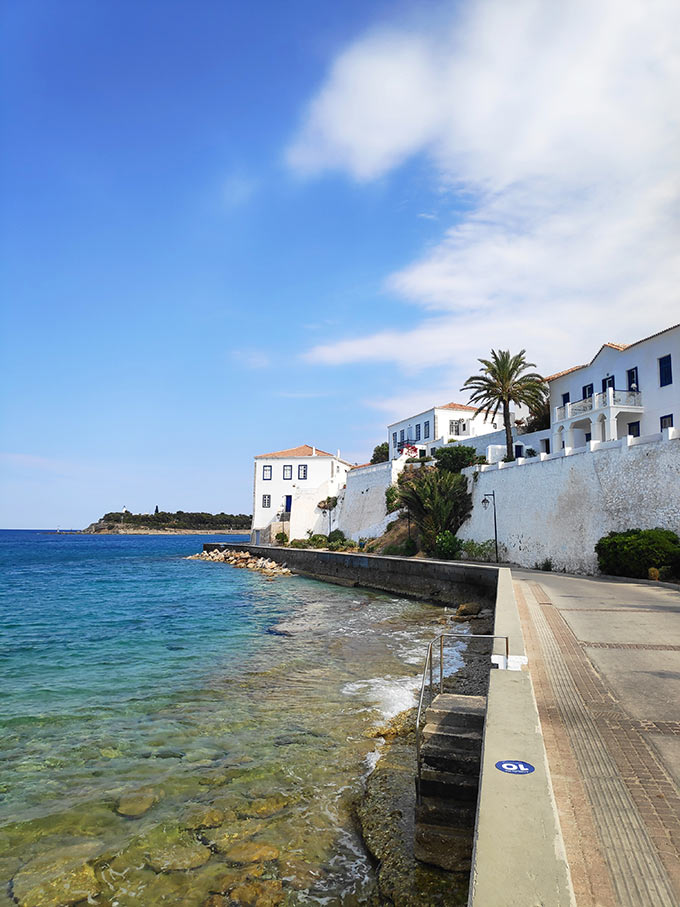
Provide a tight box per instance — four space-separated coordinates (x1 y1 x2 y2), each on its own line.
514 573 680 906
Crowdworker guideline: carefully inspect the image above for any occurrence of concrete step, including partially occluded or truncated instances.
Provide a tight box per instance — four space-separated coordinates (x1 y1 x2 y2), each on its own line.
419 767 479 801
416 796 477 830
420 743 481 775
421 723 483 752
424 693 486 731
414 822 474 872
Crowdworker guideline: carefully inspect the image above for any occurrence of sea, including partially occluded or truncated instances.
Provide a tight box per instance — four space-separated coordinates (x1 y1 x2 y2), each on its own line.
0 530 467 906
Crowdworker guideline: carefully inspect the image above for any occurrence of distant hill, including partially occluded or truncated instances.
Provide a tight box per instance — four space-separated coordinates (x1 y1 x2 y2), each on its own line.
83 510 252 533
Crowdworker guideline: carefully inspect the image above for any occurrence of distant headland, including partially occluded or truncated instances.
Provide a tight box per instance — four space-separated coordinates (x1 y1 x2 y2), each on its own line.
83 510 252 534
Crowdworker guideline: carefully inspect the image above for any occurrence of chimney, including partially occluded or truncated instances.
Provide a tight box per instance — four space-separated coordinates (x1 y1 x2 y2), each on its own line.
337 449 340 458
312 446 316 456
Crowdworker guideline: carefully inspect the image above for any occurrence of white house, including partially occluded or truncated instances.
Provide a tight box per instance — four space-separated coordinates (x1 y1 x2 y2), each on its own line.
251 444 352 544
387 402 523 460
547 324 679 451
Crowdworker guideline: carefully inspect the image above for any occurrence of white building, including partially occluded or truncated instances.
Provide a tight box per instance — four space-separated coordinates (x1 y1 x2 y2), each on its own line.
547 324 679 451
387 402 520 460
251 444 352 544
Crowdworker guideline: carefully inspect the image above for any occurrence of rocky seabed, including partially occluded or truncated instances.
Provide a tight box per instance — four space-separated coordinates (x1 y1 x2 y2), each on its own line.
188 550 293 578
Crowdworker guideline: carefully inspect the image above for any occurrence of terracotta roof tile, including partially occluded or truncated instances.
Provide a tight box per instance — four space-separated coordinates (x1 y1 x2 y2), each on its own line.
350 462 373 470
438 401 478 412
255 444 334 459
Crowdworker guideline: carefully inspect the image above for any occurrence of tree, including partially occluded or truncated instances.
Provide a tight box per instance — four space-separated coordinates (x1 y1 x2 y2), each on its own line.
154 505 159 514
433 445 480 473
522 398 551 433
397 469 472 554
461 349 547 461
370 442 389 464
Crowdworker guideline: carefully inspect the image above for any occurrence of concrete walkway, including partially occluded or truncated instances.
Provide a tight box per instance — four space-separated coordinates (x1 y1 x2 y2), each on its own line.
513 570 680 906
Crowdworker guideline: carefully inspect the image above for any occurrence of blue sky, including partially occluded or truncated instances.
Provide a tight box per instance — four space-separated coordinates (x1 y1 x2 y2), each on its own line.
2 0 678 527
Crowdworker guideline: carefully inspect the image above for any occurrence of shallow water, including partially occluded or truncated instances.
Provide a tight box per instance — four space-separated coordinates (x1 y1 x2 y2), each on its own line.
0 532 466 905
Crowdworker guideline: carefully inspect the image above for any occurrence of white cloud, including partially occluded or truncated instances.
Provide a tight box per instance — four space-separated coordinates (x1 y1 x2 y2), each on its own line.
231 349 271 369
288 0 680 390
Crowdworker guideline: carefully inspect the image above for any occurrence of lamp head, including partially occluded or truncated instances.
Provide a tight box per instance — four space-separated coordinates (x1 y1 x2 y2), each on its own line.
482 496 490 510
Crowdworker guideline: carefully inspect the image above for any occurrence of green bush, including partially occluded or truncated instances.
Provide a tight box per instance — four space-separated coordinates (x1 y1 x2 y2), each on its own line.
397 469 472 554
525 447 538 458
434 531 463 560
275 531 289 544
434 445 481 473
289 539 308 548
307 534 329 548
328 529 346 543
461 539 497 562
535 557 553 571
383 537 417 557
329 539 359 552
385 485 400 513
595 528 680 579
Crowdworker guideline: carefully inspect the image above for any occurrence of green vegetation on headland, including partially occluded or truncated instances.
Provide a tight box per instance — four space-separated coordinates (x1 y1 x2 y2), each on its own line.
84 510 252 533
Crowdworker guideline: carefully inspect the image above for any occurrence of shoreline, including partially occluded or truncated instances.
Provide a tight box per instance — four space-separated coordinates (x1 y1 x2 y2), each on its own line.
81 528 251 535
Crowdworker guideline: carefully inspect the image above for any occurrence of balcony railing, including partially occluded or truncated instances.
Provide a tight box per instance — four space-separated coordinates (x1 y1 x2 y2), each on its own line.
555 389 642 422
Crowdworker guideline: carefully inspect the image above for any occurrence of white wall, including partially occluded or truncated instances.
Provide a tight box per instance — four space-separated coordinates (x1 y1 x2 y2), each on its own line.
458 431 680 573
337 458 405 540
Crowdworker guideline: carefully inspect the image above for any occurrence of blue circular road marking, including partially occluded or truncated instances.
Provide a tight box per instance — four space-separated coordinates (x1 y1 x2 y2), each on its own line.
495 760 535 774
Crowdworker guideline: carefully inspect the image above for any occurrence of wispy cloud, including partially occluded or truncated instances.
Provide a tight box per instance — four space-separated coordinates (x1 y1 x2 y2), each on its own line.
288 0 680 388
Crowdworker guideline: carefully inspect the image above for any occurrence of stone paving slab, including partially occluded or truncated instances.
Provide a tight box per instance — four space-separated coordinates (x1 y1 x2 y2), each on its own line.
583 648 680 724
515 573 680 906
562 609 680 644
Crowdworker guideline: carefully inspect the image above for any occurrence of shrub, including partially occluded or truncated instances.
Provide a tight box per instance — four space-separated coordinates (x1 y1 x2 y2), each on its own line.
461 539 497 562
434 531 463 560
434 445 481 473
385 485 400 513
289 539 308 548
329 539 359 552
370 442 389 464
307 534 329 548
275 531 289 544
648 567 660 581
317 496 338 511
535 557 553 571
328 529 346 543
525 447 538 458
595 528 680 579
383 537 417 557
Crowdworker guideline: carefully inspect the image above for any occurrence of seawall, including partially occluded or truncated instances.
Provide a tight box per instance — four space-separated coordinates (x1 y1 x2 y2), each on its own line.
203 543 497 606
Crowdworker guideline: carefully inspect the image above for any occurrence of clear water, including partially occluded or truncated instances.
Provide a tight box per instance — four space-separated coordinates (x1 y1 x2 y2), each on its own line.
0 531 466 905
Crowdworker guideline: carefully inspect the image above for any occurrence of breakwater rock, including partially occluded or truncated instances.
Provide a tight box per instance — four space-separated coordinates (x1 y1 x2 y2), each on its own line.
188 549 293 577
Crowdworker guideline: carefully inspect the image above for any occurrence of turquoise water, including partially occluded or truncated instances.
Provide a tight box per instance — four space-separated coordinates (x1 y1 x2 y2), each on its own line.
0 531 464 905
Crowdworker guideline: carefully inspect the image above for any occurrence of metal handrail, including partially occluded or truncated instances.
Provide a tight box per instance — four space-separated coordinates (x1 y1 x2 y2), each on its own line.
415 633 509 803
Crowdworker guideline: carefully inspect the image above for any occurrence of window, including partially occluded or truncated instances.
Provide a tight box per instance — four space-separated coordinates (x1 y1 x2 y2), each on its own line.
542 439 551 454
602 375 615 393
626 367 639 391
449 420 456 434
399 429 405 442
582 384 594 399
585 432 592 443
514 444 523 459
262 495 271 508
283 465 292 480
562 392 570 406
659 354 673 387
424 421 430 439
415 423 421 441
298 465 307 480
262 465 272 480
392 432 397 447
627 421 640 438
419 449 426 459
660 414 674 430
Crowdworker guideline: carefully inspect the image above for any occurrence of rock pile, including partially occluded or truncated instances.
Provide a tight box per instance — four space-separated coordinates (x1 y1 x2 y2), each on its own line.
188 549 293 578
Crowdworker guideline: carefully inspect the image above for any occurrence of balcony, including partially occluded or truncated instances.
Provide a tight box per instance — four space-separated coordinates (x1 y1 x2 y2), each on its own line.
555 389 642 423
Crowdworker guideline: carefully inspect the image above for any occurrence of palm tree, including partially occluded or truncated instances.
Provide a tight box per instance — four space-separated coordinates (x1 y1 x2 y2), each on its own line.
397 469 472 553
461 350 548 461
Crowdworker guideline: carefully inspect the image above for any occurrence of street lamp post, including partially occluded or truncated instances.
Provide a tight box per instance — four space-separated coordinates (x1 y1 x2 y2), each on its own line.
481 492 499 563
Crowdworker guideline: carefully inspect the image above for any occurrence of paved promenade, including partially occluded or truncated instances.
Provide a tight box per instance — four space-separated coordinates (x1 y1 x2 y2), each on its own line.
513 570 680 906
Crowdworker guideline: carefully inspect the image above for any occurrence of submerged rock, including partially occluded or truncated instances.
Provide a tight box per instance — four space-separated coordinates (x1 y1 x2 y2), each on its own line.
182 804 227 829
144 828 212 872
116 788 156 817
228 878 285 905
12 845 102 907
223 841 280 864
